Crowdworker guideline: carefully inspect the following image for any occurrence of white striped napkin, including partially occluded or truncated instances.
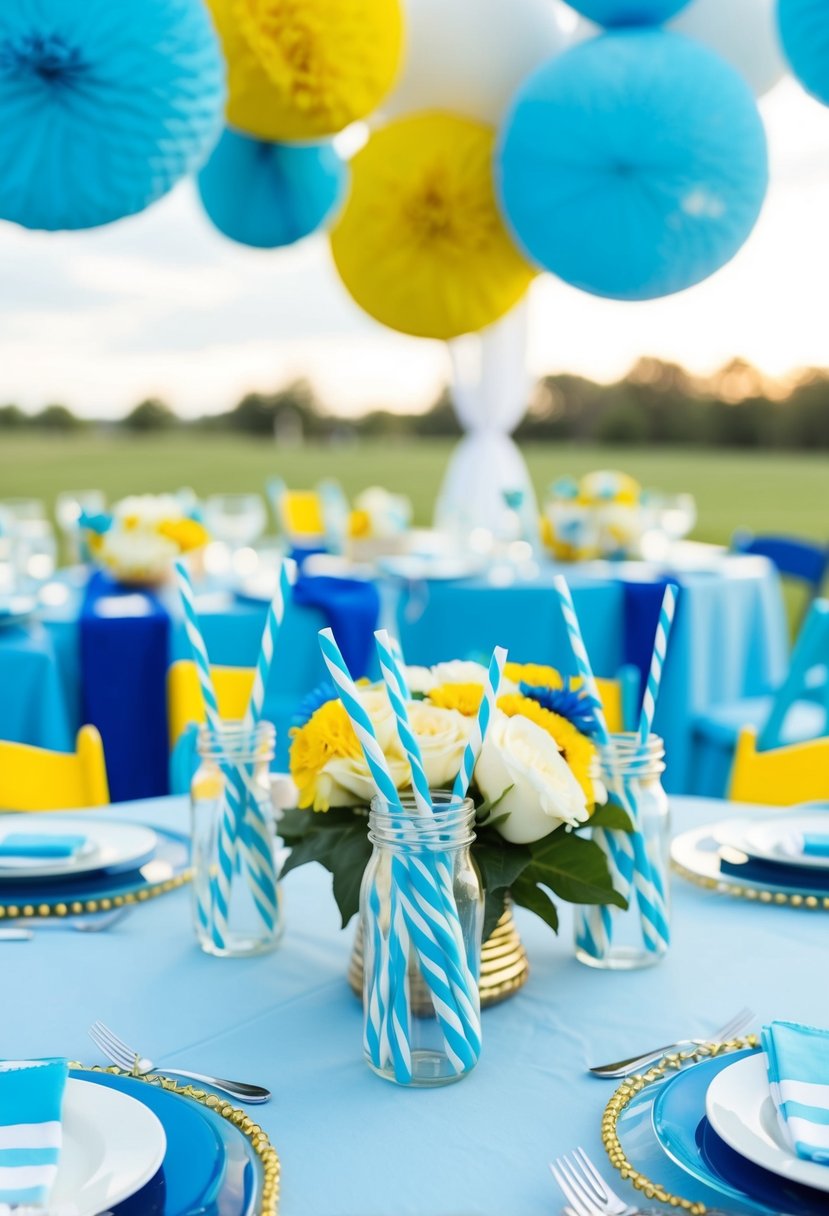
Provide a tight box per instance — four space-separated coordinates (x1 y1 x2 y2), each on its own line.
763 1021 829 1164
0 1059 68 1212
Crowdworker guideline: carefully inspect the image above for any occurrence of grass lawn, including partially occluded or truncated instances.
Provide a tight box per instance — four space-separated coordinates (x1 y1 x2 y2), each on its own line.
1 433 826 548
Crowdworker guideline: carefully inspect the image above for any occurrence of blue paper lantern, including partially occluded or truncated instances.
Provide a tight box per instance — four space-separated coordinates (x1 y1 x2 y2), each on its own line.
564 0 691 25
198 129 347 249
0 0 224 231
778 0 829 106
496 30 768 301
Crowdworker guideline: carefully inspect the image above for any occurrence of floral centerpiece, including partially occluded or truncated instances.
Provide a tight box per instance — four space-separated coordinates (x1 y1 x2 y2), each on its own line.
347 486 412 560
280 659 631 969
83 494 209 586
542 469 653 561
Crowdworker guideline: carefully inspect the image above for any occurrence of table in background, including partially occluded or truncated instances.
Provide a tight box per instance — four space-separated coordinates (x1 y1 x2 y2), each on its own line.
3 795 824 1216
4 546 788 794
0 619 73 750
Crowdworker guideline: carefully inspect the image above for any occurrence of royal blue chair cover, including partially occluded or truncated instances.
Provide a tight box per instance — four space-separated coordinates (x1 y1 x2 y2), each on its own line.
292 574 381 680
80 572 170 802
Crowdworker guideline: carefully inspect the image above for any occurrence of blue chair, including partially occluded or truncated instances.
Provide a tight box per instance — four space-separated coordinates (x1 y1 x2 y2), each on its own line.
690 599 829 797
732 531 829 624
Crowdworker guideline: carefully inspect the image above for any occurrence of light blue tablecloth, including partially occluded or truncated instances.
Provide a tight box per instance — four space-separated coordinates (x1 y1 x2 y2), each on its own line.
2 795 825 1216
0 621 72 751
9 550 788 795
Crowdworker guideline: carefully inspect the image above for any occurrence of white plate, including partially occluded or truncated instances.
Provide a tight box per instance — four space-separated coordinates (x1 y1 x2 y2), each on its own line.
51 1077 167 1215
0 815 157 879
719 808 829 870
706 1053 829 1194
0 594 36 627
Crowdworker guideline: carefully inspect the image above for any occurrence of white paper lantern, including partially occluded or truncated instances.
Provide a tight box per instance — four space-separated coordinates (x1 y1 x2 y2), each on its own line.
670 0 786 98
383 0 573 124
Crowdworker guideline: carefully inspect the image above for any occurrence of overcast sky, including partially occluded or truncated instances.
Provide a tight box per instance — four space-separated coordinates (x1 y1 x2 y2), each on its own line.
1 76 828 420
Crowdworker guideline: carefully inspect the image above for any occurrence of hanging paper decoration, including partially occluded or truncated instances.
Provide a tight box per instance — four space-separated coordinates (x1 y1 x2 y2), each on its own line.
330 112 535 340
206 0 289 142
0 0 224 231
778 0 829 106
563 0 691 25
670 0 786 98
496 30 768 301
198 128 347 248
383 0 571 124
229 0 404 140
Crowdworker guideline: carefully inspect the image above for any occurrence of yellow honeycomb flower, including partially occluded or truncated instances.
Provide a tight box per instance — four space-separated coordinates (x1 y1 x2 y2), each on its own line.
289 699 361 810
427 683 484 717
497 693 598 805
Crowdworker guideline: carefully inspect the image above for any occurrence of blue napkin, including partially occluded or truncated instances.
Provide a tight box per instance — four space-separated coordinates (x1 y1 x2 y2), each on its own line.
80 570 170 802
719 852 829 891
620 577 678 713
0 1059 69 1208
0 834 87 860
292 573 380 678
763 1021 829 1164
802 835 829 858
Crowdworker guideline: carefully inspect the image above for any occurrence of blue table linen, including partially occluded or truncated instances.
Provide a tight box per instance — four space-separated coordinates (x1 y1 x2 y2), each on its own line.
763 1021 829 1164
0 1059 68 1208
291 574 380 678
79 572 170 802
0 834 87 859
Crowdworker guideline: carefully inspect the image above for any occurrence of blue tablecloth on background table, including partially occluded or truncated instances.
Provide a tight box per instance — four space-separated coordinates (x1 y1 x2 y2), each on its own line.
79 572 170 802
12 548 788 797
2 794 825 1216
0 621 72 751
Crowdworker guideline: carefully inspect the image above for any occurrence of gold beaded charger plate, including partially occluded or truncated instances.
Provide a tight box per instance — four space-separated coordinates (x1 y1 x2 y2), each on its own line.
68 1065 280 1216
670 822 829 910
0 826 190 920
603 1038 827 1216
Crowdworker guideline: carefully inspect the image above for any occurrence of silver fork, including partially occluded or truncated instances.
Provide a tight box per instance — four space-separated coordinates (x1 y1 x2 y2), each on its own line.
0 909 130 940
551 1148 732 1216
588 1006 755 1078
88 1020 271 1104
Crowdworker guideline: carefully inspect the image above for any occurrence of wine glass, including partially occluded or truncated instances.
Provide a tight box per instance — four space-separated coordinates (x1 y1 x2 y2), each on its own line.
204 494 267 549
55 490 106 563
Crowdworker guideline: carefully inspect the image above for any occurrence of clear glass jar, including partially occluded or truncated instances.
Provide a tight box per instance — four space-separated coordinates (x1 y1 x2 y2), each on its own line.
190 721 283 958
361 792 483 1087
574 733 670 970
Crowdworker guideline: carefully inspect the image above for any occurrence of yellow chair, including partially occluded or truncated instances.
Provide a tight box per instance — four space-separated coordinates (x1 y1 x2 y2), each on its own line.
729 727 829 806
167 660 255 748
0 726 109 812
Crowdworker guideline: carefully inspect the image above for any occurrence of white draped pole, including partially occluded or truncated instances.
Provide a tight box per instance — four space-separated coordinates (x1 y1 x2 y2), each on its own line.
435 297 538 541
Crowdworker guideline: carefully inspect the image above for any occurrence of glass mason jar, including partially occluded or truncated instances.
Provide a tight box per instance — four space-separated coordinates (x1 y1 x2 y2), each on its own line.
190 721 283 958
574 733 670 971
361 793 483 1087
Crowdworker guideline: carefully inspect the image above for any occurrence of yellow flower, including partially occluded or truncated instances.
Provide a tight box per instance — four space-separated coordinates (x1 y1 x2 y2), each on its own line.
497 693 598 805
503 663 564 690
348 509 371 538
289 700 362 810
427 682 484 717
158 519 210 552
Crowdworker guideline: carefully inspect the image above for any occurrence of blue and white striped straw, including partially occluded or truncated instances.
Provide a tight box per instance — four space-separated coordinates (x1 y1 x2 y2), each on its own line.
638 583 678 748
174 560 236 949
375 630 432 817
552 576 669 955
453 646 507 800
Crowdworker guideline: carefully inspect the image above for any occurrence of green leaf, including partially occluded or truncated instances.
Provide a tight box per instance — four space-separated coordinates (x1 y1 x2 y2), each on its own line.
279 805 363 843
474 784 514 826
510 875 560 934
584 804 634 833
524 832 628 908
482 887 508 943
473 837 533 896
280 822 372 927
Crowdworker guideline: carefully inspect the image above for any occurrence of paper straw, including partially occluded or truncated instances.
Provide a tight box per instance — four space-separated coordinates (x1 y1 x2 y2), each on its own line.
389 635 410 700
375 630 432 817
638 583 678 748
174 560 236 948
452 646 507 800
552 576 669 955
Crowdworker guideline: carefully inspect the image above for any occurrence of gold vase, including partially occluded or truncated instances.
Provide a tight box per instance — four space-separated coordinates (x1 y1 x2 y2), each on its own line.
347 899 529 1010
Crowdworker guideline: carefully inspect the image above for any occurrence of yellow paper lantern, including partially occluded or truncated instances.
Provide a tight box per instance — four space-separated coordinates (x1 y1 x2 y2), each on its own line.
330 112 535 339
229 0 403 140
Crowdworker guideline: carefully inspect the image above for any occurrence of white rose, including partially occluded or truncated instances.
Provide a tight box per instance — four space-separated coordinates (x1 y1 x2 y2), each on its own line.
474 711 590 844
354 486 412 538
355 685 397 751
114 494 184 525
406 701 473 790
431 660 490 687
317 751 410 809
405 665 437 695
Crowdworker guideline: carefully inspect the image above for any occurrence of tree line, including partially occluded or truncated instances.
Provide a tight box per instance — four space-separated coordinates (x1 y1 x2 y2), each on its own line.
2 357 828 449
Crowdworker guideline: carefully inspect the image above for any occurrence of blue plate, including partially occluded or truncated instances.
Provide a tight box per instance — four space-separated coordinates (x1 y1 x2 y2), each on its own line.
652 1051 828 1216
72 1070 258 1216
0 827 189 911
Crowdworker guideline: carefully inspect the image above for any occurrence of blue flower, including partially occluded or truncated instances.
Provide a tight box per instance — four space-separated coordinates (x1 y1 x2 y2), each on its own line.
519 680 599 738
293 681 338 728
